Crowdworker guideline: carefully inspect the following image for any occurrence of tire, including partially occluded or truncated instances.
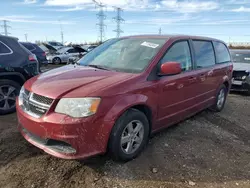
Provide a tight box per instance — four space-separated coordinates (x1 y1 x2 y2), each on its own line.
0 79 21 115
210 84 227 112
108 109 150 162
52 57 61 65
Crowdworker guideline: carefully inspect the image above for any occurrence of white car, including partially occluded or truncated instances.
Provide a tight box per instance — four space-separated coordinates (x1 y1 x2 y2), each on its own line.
47 46 87 64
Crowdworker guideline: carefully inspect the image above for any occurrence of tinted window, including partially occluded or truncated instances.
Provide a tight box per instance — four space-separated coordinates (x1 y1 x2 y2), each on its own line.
193 41 215 68
160 41 192 71
214 42 230 63
22 43 36 51
0 41 12 55
67 48 77 53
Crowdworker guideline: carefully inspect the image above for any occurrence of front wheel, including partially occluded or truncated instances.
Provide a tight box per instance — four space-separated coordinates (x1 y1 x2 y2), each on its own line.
211 85 227 112
108 109 149 162
0 80 21 115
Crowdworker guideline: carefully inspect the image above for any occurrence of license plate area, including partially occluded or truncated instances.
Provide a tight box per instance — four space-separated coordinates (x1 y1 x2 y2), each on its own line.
232 80 242 85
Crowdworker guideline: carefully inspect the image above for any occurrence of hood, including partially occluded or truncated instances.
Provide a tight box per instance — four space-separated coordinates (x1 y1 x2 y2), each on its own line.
25 65 135 99
42 43 57 53
233 62 250 71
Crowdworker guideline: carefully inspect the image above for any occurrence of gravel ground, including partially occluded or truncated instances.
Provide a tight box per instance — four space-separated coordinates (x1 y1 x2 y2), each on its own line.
0 66 249 188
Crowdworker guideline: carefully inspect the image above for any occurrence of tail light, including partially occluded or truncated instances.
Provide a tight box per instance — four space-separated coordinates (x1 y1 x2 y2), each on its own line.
29 54 37 61
229 64 233 73
42 52 46 57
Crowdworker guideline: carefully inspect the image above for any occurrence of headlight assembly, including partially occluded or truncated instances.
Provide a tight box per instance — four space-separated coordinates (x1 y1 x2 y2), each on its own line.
55 97 101 118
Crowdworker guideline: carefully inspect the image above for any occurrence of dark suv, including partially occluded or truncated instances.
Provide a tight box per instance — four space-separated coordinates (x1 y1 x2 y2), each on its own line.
21 42 48 69
0 35 39 114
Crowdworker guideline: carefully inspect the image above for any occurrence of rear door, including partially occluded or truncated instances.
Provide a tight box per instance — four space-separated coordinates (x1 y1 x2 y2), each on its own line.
213 41 232 89
157 40 200 127
191 40 217 102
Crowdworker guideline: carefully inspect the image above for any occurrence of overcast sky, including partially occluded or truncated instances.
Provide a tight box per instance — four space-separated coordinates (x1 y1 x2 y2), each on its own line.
1 0 250 43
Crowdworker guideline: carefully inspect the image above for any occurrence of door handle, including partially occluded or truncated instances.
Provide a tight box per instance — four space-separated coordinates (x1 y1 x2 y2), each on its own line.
208 70 214 76
200 74 206 82
188 77 197 83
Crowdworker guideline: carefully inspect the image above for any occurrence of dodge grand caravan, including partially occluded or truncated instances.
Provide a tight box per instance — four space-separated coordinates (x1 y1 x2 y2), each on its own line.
17 35 233 161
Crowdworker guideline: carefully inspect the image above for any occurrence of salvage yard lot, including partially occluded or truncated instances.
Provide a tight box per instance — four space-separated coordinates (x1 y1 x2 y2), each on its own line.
0 93 250 187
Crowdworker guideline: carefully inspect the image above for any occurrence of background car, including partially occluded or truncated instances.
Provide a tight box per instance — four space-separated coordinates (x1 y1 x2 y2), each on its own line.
46 41 64 50
230 49 250 94
47 46 87 64
21 42 49 69
0 35 39 114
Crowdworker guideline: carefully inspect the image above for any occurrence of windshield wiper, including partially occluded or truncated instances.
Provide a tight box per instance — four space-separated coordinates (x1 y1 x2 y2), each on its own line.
87 65 111 71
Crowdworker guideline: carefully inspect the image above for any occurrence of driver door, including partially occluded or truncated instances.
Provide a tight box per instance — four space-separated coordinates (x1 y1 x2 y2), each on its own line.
157 40 201 128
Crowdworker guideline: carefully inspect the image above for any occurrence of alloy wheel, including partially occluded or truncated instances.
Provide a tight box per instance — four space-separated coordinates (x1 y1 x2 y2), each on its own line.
0 85 17 111
217 88 225 109
120 120 144 155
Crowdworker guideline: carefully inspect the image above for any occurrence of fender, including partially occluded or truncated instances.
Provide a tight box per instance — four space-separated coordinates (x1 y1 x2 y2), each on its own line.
104 94 155 123
0 72 26 83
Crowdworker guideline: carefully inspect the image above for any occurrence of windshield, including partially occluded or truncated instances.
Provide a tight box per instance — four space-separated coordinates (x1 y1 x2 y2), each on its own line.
78 38 166 73
231 51 250 64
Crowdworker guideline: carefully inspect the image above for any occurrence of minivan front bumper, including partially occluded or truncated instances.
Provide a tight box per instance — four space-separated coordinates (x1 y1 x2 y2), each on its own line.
16 99 114 159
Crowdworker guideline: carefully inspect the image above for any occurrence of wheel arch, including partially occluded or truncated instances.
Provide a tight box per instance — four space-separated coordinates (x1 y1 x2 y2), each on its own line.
0 72 26 86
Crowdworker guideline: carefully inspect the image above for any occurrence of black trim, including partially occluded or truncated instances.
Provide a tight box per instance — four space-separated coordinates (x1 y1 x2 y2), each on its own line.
0 72 26 82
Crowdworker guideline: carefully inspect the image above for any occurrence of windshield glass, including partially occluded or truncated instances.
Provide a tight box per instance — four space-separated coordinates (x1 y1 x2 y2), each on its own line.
78 38 166 73
231 51 250 64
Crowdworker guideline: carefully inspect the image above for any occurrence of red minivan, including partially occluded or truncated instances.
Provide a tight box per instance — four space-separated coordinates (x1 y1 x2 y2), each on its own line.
16 35 233 161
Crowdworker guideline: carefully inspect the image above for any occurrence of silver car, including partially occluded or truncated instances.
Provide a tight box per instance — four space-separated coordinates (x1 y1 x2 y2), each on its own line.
47 47 87 64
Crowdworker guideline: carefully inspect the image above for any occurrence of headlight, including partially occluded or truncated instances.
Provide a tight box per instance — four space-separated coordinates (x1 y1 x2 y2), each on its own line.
55 98 101 118
242 76 247 80
18 86 25 106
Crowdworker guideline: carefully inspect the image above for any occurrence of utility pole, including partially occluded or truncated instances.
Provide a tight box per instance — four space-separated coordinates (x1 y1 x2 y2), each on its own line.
24 33 28 42
159 27 162 35
113 7 124 38
93 0 106 42
59 20 64 44
1 20 11 36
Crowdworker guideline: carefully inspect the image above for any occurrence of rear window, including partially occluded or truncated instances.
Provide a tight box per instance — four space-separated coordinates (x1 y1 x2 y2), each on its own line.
214 42 231 64
0 41 12 55
193 40 215 68
22 43 36 51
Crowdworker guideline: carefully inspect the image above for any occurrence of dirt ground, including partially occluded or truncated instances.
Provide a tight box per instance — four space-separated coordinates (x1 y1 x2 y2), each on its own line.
0 91 250 188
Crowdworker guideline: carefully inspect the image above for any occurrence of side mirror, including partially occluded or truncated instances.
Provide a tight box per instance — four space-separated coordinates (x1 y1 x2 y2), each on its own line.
160 62 182 76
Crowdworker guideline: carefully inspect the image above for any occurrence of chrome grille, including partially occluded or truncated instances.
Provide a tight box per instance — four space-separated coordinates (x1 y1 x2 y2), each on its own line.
31 93 53 106
21 90 53 118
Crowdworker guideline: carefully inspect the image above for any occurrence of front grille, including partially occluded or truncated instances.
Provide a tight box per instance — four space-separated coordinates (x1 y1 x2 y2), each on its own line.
232 71 249 80
21 90 53 118
31 93 53 106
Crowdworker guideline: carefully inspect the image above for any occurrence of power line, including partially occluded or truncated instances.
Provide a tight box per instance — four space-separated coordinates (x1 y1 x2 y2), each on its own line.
113 7 124 38
159 27 162 35
1 20 11 36
24 33 28 42
59 20 64 44
93 0 106 42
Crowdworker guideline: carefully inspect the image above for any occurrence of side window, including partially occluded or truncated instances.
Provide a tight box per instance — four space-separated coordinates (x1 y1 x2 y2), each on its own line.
213 42 231 64
193 40 215 68
160 41 192 72
0 41 12 55
67 49 77 53
23 43 36 51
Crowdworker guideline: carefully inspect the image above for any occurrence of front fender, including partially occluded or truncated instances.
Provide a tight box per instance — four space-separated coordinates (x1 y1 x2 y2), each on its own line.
104 94 151 122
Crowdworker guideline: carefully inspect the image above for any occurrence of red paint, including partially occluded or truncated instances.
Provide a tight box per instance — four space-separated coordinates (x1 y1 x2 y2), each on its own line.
160 62 182 75
16 35 232 159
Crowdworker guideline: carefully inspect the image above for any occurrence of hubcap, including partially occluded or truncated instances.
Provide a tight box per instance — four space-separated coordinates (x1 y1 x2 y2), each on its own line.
0 85 17 110
120 120 144 154
217 89 225 109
